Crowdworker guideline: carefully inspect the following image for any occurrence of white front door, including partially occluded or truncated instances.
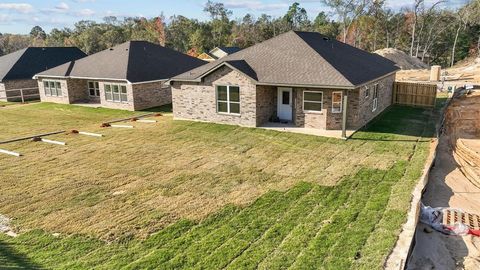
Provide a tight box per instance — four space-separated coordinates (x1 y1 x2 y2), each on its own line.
277 87 293 121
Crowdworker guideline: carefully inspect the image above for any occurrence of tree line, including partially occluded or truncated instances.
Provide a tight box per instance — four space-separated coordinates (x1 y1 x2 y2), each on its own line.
1 0 479 67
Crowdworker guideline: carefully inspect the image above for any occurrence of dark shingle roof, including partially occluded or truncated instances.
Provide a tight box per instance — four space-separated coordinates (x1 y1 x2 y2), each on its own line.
0 47 86 82
173 31 399 88
37 41 207 83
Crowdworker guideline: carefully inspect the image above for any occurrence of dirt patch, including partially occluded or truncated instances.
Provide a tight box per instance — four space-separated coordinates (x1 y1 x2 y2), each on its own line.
408 91 480 270
374 48 429 70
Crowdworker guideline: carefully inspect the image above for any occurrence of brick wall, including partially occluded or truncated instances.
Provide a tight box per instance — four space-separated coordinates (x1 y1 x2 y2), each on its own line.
349 74 395 129
132 81 171 111
38 78 71 104
295 88 342 129
0 79 39 101
255 85 277 126
172 66 257 127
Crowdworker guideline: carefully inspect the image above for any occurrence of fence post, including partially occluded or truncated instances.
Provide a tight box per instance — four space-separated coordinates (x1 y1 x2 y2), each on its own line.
20 89 25 103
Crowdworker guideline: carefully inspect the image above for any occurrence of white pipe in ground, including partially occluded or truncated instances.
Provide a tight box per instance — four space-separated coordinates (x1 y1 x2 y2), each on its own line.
136 119 157 123
0 149 21 157
111 125 134 128
41 138 66 146
78 131 103 137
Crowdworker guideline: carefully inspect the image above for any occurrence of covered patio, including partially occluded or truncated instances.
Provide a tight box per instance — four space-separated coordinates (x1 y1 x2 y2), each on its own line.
259 121 357 139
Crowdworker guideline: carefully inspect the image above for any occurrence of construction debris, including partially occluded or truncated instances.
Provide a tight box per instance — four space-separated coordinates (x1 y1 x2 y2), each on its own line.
0 131 65 145
70 130 103 137
104 113 156 125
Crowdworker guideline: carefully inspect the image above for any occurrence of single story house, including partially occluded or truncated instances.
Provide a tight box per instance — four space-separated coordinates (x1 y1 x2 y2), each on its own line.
0 47 86 102
34 41 206 111
197 47 242 62
170 31 400 138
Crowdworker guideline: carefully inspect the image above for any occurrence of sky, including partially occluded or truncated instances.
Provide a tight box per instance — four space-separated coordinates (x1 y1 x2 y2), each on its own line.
0 0 467 34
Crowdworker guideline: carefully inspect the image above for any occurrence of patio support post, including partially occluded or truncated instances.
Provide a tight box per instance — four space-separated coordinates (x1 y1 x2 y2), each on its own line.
341 90 348 139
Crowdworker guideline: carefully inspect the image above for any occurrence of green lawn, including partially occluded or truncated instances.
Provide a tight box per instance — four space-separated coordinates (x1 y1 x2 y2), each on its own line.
0 100 444 269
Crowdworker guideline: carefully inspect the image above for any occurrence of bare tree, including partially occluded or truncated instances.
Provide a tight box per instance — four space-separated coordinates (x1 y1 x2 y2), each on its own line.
321 0 370 44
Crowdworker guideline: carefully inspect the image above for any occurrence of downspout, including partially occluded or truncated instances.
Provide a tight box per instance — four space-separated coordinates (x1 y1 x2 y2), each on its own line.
341 89 349 140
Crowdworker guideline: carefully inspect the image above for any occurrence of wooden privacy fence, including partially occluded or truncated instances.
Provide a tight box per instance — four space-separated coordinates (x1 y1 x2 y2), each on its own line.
393 82 437 108
0 87 39 103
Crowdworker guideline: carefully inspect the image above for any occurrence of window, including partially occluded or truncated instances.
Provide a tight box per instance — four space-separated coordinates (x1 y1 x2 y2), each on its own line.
332 91 343 113
282 91 290 105
216 85 240 114
365 86 370 99
43 80 62 97
88 81 100 96
303 91 323 112
104 83 128 103
372 84 379 112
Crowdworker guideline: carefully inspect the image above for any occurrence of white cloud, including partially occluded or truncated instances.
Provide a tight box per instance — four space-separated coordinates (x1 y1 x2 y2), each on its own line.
56 2 70 11
76 8 95 16
71 0 96 2
224 1 289 11
0 3 34 14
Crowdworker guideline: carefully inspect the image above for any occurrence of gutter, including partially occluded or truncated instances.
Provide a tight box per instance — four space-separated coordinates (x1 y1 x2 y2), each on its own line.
33 74 130 83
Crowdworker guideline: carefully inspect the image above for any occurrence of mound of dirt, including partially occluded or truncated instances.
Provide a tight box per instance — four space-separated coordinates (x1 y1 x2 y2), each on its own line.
375 48 429 70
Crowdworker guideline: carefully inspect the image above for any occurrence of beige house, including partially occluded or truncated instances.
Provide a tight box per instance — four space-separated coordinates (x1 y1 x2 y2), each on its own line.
34 41 206 111
197 47 242 62
0 47 86 102
171 31 400 138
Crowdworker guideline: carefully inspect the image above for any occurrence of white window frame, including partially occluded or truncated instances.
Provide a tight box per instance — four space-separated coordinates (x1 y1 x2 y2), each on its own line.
43 80 62 97
104 83 128 103
88 81 100 97
365 86 370 99
331 91 343 113
216 85 240 115
303 91 323 113
372 84 379 112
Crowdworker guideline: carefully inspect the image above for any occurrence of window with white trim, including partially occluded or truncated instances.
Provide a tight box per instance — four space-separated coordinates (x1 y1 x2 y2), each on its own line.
216 85 240 114
372 84 379 112
104 84 128 103
303 91 323 112
332 91 343 113
88 81 100 97
365 86 370 99
43 80 62 97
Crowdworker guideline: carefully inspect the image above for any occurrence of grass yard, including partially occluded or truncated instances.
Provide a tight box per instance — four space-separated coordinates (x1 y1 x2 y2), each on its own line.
0 100 444 269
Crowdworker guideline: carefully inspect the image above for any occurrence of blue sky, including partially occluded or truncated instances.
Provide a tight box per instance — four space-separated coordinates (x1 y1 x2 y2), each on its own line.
0 0 467 34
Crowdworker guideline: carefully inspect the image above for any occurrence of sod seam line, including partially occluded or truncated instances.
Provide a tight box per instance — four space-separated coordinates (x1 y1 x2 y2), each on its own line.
287 176 363 269
223 187 319 269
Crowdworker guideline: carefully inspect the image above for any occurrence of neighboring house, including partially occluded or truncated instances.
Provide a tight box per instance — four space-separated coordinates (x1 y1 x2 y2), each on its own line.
197 47 242 62
170 31 400 138
0 47 86 102
34 41 206 111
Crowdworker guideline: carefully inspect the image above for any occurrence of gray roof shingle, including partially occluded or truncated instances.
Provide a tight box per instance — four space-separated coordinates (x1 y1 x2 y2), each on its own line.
173 31 399 88
0 47 86 82
36 41 207 83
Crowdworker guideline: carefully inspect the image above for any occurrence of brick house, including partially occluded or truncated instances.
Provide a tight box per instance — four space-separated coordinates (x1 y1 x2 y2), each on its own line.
0 47 86 102
170 31 400 138
34 41 206 111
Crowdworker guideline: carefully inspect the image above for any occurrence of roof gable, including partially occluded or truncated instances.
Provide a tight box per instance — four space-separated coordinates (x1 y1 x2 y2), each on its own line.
173 31 399 88
0 47 86 82
37 41 207 83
